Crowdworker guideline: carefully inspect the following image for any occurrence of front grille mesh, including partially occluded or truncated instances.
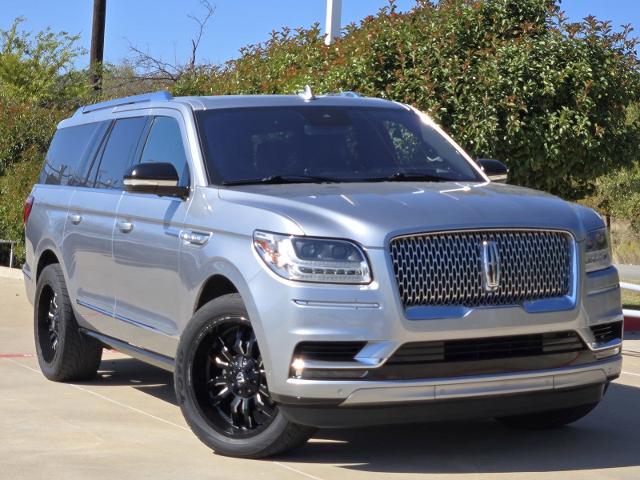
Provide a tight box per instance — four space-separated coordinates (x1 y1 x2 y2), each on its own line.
390 230 572 308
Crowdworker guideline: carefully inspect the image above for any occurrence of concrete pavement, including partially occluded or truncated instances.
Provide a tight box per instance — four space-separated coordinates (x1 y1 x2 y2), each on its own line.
617 264 640 283
2 276 640 480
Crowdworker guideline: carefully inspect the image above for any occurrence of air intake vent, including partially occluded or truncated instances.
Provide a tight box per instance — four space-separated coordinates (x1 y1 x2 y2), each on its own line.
590 321 623 344
293 341 366 362
387 331 585 365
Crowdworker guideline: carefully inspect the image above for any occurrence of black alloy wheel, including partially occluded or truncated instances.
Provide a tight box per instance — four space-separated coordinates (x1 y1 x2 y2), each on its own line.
191 317 276 437
37 287 60 362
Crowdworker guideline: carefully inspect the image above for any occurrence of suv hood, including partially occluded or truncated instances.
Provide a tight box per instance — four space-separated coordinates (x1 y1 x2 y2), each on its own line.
218 182 596 247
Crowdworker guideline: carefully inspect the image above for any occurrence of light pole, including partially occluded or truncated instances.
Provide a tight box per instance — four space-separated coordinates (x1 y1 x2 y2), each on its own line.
325 0 342 45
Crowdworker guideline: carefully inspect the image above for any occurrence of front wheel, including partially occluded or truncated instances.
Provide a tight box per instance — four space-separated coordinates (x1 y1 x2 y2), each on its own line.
174 294 315 458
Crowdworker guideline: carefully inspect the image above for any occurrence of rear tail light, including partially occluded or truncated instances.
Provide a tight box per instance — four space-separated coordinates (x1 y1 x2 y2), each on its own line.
23 195 34 226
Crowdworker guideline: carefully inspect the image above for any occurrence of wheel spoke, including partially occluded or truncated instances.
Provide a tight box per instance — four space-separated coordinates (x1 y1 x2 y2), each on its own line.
246 333 257 358
233 329 245 355
213 386 231 403
208 375 227 387
230 395 242 416
217 336 233 362
241 398 253 428
214 356 229 368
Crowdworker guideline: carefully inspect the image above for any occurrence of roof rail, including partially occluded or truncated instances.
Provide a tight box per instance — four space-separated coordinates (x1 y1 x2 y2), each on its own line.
79 91 173 114
325 91 361 98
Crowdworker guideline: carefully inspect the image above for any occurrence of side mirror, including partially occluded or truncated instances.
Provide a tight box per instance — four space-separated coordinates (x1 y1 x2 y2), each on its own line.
477 158 508 183
123 162 188 198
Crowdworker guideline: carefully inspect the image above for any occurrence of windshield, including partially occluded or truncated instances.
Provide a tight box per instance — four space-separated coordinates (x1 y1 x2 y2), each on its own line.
196 106 483 185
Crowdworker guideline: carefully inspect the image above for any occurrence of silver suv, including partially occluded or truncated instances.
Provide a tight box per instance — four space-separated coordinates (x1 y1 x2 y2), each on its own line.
23 90 623 458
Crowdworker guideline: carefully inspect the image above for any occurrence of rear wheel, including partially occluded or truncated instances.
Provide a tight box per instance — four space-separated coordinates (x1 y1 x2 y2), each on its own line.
174 294 315 458
496 401 600 429
34 263 103 381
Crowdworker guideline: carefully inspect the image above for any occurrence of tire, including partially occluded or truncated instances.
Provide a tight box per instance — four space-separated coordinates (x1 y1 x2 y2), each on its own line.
34 263 103 381
174 293 316 458
496 401 600 429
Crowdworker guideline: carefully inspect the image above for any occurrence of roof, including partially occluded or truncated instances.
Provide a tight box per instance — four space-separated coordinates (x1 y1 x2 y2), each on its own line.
60 90 409 129
175 94 409 111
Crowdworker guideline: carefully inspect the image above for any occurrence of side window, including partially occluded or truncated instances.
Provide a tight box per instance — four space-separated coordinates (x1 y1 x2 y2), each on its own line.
139 116 190 186
94 117 148 189
40 122 107 186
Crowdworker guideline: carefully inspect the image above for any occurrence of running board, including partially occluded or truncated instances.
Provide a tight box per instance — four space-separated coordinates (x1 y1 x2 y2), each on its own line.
80 328 175 372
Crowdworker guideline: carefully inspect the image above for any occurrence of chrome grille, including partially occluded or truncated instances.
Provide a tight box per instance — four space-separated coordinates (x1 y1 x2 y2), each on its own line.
389 230 573 308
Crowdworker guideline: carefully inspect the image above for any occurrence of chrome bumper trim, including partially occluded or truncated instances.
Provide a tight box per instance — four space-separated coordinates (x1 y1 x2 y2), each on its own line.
331 357 621 405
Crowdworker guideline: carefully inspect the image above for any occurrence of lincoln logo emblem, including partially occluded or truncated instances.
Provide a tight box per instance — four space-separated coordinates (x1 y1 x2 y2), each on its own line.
481 240 501 291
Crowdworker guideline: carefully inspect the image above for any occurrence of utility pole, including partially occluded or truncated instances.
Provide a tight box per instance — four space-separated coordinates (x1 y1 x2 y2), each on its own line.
324 0 342 45
90 0 107 92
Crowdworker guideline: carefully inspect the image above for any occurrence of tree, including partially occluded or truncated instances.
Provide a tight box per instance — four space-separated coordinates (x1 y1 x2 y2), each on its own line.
174 0 640 199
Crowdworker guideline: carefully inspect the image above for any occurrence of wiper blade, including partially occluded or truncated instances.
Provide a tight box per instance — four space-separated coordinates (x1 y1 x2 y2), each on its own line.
222 174 342 186
363 172 454 182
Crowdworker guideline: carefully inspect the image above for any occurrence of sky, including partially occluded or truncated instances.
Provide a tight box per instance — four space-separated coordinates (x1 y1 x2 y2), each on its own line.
2 0 639 69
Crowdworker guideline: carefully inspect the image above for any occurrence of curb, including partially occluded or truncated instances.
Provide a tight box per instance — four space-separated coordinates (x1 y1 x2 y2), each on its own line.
624 310 640 333
0 266 23 280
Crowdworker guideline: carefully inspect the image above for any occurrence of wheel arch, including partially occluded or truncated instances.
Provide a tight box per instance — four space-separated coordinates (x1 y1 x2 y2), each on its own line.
186 260 272 382
36 248 61 281
194 274 239 313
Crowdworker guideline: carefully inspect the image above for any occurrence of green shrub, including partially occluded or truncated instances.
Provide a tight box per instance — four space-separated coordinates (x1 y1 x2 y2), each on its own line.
0 19 88 264
174 0 640 200
590 162 640 231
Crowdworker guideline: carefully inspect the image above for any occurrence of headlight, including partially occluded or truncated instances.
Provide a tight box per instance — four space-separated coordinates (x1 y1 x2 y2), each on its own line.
585 227 612 273
253 231 371 284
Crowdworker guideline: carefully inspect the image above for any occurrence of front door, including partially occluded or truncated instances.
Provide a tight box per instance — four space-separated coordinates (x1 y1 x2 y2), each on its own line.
112 114 192 356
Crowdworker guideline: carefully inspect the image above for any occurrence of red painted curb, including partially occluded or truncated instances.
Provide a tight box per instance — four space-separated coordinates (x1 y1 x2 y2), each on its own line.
625 315 640 333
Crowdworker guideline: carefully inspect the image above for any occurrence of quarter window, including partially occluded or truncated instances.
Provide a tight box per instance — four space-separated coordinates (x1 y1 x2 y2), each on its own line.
40 122 108 186
140 116 189 186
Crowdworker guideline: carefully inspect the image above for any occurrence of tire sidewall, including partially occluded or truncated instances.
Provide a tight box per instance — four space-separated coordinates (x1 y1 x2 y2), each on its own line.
34 264 72 379
174 293 291 457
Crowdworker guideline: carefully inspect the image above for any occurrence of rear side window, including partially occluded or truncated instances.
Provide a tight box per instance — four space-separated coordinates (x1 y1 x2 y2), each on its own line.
93 117 148 189
40 122 107 186
139 116 190 186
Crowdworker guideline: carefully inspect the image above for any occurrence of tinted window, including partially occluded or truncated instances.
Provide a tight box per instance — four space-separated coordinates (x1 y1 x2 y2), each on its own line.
140 116 189 186
93 117 147 189
196 107 481 184
40 122 108 186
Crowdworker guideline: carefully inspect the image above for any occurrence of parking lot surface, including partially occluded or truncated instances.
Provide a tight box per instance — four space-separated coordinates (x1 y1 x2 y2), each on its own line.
2 274 640 480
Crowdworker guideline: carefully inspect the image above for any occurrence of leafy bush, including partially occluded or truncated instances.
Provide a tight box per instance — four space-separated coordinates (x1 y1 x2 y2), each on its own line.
174 0 640 200
0 19 89 264
590 162 640 231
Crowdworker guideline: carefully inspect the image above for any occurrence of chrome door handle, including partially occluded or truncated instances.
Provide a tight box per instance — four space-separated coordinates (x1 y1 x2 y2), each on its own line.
117 221 134 233
180 230 211 245
68 213 83 225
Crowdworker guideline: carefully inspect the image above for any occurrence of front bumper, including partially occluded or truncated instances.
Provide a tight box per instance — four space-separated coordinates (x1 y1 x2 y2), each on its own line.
273 354 621 406
279 381 611 428
248 238 623 403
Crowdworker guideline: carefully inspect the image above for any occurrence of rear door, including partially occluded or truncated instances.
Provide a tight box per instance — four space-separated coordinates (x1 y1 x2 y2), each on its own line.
63 116 149 335
112 112 192 355
35 122 108 312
